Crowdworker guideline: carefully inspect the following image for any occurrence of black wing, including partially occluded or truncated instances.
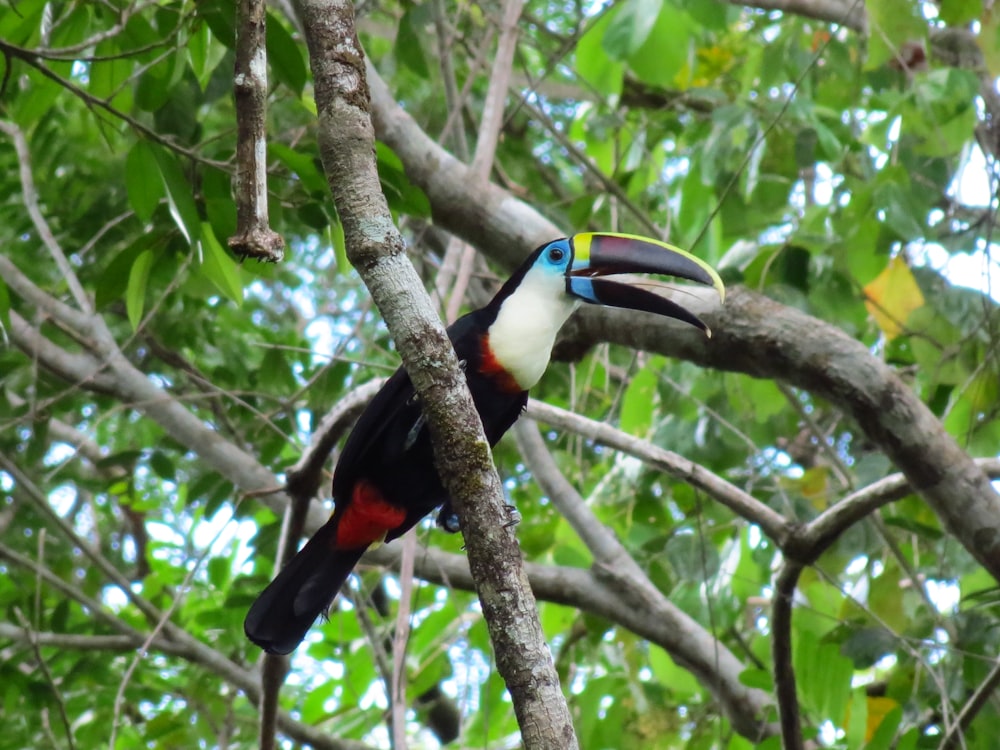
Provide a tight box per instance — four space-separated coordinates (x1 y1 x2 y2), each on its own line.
330 312 483 502
329 364 421 501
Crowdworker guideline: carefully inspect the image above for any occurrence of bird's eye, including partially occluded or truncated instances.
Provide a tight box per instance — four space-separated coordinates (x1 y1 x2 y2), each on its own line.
548 247 565 262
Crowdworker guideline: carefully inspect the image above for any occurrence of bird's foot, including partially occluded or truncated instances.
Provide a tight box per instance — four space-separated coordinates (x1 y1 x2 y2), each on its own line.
437 502 520 534
436 503 461 534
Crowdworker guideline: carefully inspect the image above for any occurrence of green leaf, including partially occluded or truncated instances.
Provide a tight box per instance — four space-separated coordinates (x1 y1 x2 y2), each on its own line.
266 12 307 95
25 415 50 465
894 728 919 750
152 147 202 246
726 376 785 424
576 12 625 97
937 0 981 25
873 174 924 241
865 704 903 750
202 167 237 241
135 48 184 113
199 5 236 51
794 630 853 723
97 240 148 309
188 19 229 90
88 42 134 112
126 249 155 331
259 348 295 393
149 451 176 481
603 0 664 58
737 668 773 690
207 556 229 588
626 5 698 89
0 0 47 44
864 0 926 70
395 6 430 78
906 306 966 385
269 142 328 194
300 680 336 724
327 213 348 273
12 67 66 127
376 142 431 217
126 141 164 223
199 223 244 304
913 107 976 157
845 688 868 747
840 627 896 669
620 359 660 436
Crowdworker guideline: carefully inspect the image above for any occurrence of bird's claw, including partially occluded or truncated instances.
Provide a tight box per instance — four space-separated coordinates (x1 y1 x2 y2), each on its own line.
436 503 461 534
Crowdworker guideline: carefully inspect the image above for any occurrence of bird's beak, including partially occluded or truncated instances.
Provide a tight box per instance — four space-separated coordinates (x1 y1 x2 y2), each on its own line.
566 232 725 336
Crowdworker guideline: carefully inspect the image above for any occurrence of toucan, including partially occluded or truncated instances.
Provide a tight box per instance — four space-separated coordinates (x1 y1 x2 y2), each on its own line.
244 232 724 654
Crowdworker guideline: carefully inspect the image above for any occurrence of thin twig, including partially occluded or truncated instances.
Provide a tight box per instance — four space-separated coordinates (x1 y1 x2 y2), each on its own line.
440 0 523 322
391 530 417 750
13 607 77 750
0 121 93 314
772 561 805 750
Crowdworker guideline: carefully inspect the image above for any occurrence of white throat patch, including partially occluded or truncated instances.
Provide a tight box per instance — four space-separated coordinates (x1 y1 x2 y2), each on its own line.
487 266 579 390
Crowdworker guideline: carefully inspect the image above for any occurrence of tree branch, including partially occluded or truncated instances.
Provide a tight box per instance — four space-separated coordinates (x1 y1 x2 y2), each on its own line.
525 399 789 542
348 77 1000 578
0 121 93 314
291 1 578 746
513 420 776 740
0 625 373 750
567 289 1000 579
728 0 866 31
437 0 524 323
772 561 806 750
228 0 285 261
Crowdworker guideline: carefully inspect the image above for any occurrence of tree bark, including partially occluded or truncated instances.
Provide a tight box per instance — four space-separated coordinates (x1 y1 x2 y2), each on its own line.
292 1 578 746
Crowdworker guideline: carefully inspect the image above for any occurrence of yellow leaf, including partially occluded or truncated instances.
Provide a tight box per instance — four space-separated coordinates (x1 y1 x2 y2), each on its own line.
863 256 925 339
800 466 830 509
858 696 899 741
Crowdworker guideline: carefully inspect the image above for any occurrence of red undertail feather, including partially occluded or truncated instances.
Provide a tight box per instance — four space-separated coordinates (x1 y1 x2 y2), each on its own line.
334 479 408 549
243 480 405 655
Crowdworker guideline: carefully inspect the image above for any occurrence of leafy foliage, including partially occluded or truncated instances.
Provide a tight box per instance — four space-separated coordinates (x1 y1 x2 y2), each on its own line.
0 1 998 749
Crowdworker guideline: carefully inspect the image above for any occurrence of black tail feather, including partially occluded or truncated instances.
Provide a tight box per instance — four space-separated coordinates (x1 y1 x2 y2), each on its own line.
244 527 366 655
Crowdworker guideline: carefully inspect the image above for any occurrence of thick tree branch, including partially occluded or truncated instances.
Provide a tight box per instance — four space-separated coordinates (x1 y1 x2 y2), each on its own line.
364 66 1000 582
291 1 578 746
7 310 119 396
285 379 386 520
728 0 865 31
572 290 1000 578
0 253 102 340
228 0 285 262
513 420 776 740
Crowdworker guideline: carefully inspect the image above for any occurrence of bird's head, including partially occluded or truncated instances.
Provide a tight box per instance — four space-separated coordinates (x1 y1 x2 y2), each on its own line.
517 232 725 336
484 233 724 390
